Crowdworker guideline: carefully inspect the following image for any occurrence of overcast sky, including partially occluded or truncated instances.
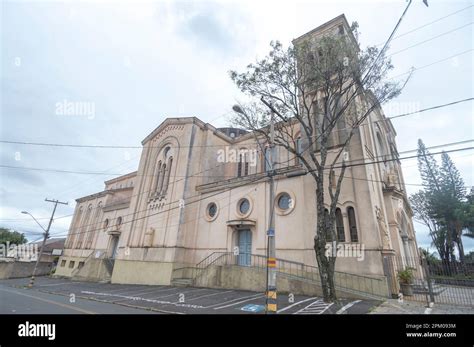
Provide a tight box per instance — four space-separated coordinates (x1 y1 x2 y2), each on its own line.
1 0 472 254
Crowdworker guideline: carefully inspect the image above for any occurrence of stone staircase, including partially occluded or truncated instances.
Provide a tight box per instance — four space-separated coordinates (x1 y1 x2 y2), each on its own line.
413 282 447 296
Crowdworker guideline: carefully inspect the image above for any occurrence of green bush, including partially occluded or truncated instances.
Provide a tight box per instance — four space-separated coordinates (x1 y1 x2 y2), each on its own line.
398 267 415 284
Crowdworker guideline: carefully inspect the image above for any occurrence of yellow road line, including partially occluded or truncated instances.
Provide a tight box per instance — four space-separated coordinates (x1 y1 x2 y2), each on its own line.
0 287 96 314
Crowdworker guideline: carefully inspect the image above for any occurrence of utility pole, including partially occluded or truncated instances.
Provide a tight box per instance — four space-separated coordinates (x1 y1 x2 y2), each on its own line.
232 99 279 313
27 198 68 288
261 98 277 314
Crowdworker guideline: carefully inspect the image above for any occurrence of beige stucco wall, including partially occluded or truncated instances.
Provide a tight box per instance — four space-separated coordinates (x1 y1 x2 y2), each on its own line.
111 259 173 285
0 260 52 279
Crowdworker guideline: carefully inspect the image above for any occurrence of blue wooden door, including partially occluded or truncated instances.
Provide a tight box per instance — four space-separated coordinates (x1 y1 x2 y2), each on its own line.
238 229 252 266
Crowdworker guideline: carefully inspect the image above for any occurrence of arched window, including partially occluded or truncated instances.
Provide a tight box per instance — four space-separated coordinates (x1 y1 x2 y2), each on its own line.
377 133 386 156
313 99 326 150
237 150 249 177
264 147 273 172
157 163 166 193
162 157 173 194
347 207 358 242
334 94 348 145
77 204 92 249
296 136 303 165
154 160 162 192
85 202 102 249
335 208 345 242
238 154 243 177
154 145 173 196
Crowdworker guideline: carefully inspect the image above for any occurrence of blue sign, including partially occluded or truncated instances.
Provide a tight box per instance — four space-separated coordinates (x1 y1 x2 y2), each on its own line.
267 228 275 236
241 304 265 313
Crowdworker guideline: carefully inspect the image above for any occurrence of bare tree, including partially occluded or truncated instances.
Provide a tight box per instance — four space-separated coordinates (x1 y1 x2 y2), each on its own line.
229 22 405 302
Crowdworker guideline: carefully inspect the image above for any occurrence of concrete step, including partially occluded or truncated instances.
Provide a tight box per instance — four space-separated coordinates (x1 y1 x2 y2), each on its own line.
171 278 193 287
413 284 446 295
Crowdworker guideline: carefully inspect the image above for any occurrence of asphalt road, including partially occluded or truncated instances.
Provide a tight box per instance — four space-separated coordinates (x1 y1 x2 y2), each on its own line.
0 283 155 314
0 277 379 314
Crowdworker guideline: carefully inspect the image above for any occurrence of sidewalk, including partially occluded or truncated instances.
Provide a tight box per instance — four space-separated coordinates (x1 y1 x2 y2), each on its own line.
371 299 473 314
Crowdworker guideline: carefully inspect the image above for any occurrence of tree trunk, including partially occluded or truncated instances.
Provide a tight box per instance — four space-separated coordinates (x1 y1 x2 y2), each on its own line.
314 186 337 302
454 224 465 265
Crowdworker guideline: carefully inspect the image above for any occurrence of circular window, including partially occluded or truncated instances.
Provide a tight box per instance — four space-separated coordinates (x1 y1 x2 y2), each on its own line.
278 193 291 210
103 219 109 229
116 216 122 226
276 192 295 215
207 203 217 218
205 202 219 221
239 199 250 215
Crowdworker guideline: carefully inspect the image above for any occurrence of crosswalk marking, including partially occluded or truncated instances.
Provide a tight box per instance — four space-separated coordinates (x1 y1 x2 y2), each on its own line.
294 299 333 315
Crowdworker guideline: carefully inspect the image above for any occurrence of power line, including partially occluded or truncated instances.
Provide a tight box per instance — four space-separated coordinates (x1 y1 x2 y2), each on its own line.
0 140 249 150
51 174 269 241
388 49 473 80
2 99 471 222
35 145 474 237
0 138 471 200
388 22 473 57
375 4 473 45
0 152 269 228
3 97 472 152
47 146 474 240
0 155 257 224
387 98 474 120
303 98 473 139
49 180 261 238
327 146 473 171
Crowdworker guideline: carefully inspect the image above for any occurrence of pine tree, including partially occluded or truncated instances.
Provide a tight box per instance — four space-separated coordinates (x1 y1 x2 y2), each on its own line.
440 152 466 201
417 139 441 193
415 140 457 265
439 152 467 263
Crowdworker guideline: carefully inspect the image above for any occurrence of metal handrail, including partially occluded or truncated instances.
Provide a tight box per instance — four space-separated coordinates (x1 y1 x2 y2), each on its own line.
188 251 386 298
167 250 388 299
193 252 232 280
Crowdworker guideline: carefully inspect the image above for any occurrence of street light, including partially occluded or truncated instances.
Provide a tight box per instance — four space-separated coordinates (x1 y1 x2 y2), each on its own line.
21 211 47 232
232 105 244 114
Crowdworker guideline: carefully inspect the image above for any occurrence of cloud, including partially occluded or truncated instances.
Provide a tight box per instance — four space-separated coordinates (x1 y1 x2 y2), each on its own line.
1 169 45 187
159 1 255 57
0 150 46 186
180 13 233 51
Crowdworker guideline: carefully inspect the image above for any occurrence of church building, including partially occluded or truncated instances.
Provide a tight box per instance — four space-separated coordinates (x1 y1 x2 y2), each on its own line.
55 14 421 298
